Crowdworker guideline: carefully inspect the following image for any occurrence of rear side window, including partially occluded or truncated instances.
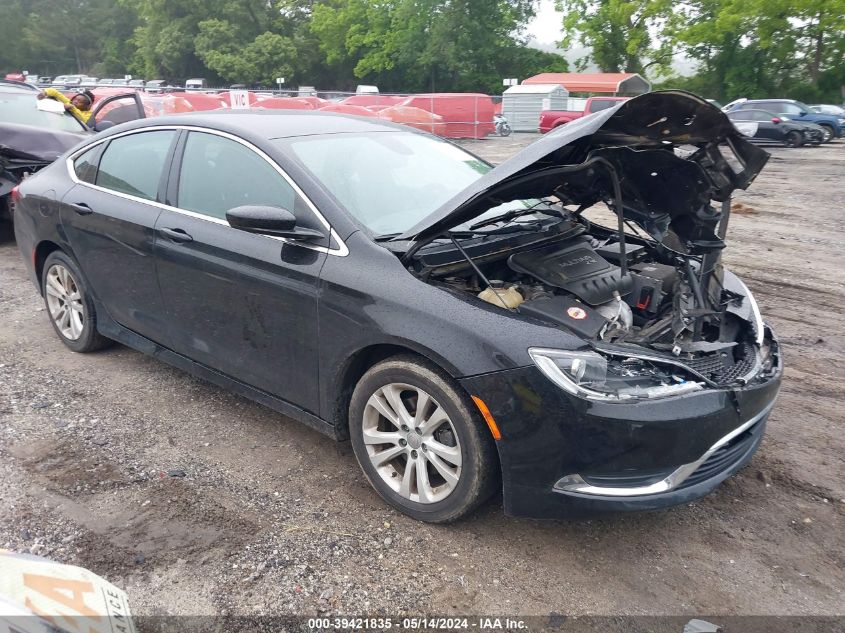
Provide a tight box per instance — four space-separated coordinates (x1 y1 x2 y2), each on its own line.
729 112 752 121
73 145 102 184
96 131 176 201
177 131 299 221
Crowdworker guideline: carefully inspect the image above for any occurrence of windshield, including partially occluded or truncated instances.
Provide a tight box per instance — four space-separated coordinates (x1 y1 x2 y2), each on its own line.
0 91 86 132
283 131 537 236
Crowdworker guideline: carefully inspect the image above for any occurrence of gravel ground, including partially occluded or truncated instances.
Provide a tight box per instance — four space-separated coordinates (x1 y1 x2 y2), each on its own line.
0 134 843 619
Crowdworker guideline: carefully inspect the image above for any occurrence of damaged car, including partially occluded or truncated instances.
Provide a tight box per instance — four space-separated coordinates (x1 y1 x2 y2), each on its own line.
0 80 89 239
13 91 782 522
0 81 146 240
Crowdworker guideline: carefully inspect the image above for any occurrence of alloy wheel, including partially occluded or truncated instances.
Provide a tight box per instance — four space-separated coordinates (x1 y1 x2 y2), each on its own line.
45 264 85 340
362 383 462 504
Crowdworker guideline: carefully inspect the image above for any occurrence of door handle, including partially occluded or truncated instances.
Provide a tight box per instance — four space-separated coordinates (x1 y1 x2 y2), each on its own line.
159 227 193 243
70 202 93 215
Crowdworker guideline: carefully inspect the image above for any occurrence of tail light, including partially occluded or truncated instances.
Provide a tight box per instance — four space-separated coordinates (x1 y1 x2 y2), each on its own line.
771 117 781 124
10 185 20 203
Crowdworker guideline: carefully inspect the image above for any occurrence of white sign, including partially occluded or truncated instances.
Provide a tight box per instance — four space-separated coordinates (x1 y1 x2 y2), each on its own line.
124 74 132 80
276 77 285 85
229 89 250 109
501 78 519 86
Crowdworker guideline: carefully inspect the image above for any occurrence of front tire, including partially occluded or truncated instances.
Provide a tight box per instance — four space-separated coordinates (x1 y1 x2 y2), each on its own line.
783 131 803 148
818 124 834 143
42 251 112 353
349 355 498 523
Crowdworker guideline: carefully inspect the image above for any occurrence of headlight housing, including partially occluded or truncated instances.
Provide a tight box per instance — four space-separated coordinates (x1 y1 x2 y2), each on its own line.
528 348 703 401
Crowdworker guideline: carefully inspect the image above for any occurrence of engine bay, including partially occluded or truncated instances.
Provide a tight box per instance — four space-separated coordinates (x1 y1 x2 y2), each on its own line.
411 210 770 389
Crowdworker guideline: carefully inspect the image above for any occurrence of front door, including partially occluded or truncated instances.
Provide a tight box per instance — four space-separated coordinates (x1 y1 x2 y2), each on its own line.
154 130 329 412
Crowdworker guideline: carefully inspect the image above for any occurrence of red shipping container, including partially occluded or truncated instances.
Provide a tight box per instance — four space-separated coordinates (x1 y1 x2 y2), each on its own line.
398 93 495 138
341 95 404 108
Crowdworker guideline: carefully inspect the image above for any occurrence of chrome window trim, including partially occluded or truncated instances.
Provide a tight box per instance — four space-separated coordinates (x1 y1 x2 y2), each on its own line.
65 124 348 257
554 401 774 497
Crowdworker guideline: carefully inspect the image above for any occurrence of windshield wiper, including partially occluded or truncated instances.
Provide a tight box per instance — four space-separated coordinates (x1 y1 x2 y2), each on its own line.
468 205 554 231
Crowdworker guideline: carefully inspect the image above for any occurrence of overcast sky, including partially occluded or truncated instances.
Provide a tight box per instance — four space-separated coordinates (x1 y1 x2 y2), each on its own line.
526 0 564 45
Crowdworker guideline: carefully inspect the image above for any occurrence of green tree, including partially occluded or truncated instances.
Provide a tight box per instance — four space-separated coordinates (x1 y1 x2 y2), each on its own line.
555 0 673 73
310 0 560 93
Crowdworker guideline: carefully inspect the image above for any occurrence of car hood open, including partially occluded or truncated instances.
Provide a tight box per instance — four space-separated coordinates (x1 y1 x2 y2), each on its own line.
396 91 769 254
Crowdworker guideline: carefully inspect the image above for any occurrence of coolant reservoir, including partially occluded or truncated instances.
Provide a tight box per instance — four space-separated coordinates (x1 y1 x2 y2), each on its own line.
478 285 524 309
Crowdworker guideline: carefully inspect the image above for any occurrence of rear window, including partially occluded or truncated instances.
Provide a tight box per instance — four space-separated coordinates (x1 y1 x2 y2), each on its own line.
73 146 102 184
588 100 620 113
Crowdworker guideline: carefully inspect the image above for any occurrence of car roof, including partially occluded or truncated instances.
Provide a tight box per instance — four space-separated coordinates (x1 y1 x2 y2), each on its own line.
102 110 413 140
0 79 39 92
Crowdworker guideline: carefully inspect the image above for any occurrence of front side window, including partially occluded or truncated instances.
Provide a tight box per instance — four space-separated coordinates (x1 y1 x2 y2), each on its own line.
177 132 299 221
777 103 803 115
96 130 176 201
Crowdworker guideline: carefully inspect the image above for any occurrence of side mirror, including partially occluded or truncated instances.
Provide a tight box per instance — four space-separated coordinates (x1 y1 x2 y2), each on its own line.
226 205 325 240
771 117 781 124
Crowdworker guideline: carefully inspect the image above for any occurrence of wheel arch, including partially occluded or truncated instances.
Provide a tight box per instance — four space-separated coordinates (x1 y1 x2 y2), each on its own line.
330 342 466 440
33 240 66 295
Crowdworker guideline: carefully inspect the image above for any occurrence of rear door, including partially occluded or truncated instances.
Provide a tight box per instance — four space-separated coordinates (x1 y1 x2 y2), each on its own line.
153 129 330 412
749 110 780 141
60 129 178 341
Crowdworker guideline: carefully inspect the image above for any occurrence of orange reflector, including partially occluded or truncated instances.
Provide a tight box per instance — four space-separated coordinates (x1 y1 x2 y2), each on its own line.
471 395 501 440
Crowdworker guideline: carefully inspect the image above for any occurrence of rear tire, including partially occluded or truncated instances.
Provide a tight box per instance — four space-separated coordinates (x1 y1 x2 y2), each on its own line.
349 355 499 523
41 251 113 353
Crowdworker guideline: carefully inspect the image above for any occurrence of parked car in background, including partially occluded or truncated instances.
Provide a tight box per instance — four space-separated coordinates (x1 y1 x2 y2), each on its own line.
5 72 26 81
98 78 115 85
539 96 628 133
129 79 145 89
37 76 52 86
111 79 129 87
80 76 98 87
12 93 781 522
55 75 84 88
810 104 845 117
185 78 207 91
145 80 167 93
725 98 843 142
727 109 823 146
0 81 90 239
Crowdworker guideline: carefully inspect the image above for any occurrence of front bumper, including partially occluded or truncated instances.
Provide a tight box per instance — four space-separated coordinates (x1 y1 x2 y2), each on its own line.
460 337 782 519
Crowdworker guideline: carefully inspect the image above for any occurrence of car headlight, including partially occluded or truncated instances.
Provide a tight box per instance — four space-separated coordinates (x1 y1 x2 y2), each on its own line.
838 118 845 126
528 348 703 401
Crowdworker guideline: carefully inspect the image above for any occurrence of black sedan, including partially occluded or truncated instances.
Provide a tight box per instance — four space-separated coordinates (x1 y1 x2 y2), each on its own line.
13 91 782 522
727 108 824 146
